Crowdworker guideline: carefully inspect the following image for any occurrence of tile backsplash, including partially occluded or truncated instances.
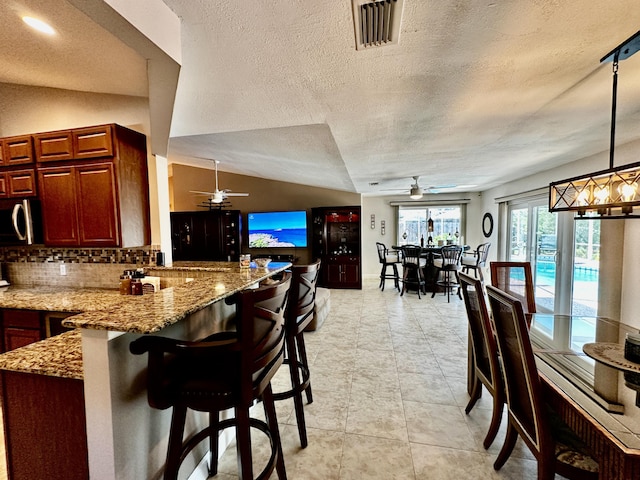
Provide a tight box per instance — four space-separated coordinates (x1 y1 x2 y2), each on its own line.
0 245 161 289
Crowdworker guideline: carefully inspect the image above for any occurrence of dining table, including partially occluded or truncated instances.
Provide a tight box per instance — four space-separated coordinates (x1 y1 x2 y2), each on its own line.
393 244 469 292
527 313 640 480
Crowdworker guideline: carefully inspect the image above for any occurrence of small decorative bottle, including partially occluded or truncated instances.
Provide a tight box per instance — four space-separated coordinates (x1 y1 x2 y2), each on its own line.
420 235 424 247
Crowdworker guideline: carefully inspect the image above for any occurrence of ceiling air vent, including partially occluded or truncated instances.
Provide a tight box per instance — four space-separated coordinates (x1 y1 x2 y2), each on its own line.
352 0 404 50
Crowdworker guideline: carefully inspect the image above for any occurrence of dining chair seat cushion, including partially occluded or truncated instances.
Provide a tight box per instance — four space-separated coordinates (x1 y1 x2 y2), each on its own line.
385 254 401 263
555 443 599 473
433 258 459 270
550 407 599 473
461 256 477 267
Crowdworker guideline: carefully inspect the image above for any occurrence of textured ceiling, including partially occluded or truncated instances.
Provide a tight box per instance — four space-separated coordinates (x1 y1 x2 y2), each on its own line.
3 1 640 197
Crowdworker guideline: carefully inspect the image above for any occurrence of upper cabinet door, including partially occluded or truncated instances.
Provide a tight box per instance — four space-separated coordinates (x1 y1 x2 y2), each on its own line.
2 135 33 166
38 166 79 246
34 131 73 162
73 125 113 159
76 163 118 246
7 169 37 197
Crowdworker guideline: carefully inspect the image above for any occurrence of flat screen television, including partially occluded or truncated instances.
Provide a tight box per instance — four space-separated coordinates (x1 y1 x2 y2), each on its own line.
247 210 308 248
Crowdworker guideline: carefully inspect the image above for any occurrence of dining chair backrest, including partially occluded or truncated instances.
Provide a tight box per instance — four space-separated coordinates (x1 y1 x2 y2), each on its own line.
400 245 422 267
376 242 398 264
475 242 491 268
489 261 536 315
485 284 549 458
459 272 501 397
459 271 504 448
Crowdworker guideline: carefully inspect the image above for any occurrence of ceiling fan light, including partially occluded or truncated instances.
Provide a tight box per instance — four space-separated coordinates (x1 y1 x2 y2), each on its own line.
409 186 423 200
212 192 224 203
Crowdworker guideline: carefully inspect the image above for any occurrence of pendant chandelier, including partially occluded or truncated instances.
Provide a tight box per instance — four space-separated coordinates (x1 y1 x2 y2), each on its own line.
549 30 640 219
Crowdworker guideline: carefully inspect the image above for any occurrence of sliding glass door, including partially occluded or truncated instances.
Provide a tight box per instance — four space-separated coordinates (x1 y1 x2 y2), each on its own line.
572 219 600 315
506 196 599 315
508 201 557 312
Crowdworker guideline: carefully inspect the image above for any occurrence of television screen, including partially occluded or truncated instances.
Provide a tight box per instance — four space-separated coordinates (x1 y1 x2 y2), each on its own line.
248 210 308 248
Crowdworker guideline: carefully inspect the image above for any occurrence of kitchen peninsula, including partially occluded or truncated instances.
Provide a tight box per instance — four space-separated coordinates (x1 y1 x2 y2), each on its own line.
0 261 291 480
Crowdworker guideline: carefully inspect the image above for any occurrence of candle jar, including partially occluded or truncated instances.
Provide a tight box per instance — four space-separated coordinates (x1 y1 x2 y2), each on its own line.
130 279 143 295
239 254 251 269
119 275 132 295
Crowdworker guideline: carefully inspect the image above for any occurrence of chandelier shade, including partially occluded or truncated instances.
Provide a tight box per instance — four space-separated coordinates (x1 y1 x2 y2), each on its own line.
549 161 640 217
549 30 640 219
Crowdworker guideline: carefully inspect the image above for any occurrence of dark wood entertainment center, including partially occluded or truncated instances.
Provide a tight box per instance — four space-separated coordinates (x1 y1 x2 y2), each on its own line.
170 206 362 289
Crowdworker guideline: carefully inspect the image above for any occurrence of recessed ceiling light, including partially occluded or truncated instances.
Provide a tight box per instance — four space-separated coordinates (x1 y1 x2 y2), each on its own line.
22 16 56 35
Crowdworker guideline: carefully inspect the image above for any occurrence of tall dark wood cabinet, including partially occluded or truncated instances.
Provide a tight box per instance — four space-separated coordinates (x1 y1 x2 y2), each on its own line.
312 206 361 289
171 210 241 261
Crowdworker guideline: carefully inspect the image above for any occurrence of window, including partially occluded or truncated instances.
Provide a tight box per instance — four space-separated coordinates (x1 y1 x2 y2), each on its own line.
397 206 464 246
505 195 600 315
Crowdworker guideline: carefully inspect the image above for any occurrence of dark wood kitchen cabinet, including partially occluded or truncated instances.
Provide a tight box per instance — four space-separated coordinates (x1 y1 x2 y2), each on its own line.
36 124 150 247
0 135 37 199
311 206 361 289
0 169 37 198
39 163 118 246
171 210 241 261
0 309 73 353
2 309 42 352
1 135 34 166
34 124 114 163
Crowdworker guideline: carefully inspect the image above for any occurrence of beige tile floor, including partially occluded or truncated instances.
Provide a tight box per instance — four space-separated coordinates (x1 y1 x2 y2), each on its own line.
214 277 572 479
0 278 568 479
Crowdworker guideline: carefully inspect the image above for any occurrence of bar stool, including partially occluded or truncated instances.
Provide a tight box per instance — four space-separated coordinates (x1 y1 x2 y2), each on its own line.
376 242 400 291
432 245 463 302
273 260 320 448
129 272 292 480
400 245 426 298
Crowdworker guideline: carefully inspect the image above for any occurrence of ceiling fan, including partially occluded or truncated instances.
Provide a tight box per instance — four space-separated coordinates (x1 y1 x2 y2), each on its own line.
375 176 456 198
190 160 249 204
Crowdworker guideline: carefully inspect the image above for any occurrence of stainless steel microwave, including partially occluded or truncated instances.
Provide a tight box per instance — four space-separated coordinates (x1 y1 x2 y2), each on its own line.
0 199 42 246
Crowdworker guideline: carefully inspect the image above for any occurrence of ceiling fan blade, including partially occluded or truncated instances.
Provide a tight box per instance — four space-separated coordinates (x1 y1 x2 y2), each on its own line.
224 193 249 197
190 190 216 195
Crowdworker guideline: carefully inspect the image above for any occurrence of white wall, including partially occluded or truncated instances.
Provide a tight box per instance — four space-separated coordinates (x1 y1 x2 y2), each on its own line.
361 193 484 277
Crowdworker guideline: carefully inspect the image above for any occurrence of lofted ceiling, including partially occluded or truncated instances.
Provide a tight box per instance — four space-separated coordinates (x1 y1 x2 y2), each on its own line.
3 1 640 197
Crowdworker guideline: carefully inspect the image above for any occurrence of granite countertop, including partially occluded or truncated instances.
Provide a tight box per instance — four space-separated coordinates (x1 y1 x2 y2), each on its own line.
64 262 291 334
0 330 83 380
0 261 290 379
0 285 123 313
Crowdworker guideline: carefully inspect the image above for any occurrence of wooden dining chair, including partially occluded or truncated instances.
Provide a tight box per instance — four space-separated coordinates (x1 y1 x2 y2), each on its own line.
486 285 599 480
459 272 504 449
489 261 536 316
